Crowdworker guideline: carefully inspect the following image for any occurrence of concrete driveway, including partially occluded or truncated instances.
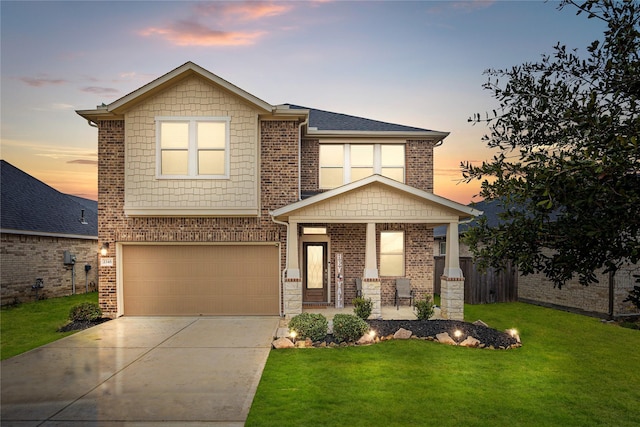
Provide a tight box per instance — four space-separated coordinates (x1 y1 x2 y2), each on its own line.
1 316 280 426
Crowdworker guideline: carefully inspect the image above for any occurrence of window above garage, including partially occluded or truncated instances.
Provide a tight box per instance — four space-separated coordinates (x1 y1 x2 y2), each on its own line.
156 117 230 179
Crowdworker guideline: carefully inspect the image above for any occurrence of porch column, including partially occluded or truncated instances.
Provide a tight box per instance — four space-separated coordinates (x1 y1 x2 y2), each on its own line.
284 220 302 316
364 222 378 278
362 222 381 319
441 221 464 320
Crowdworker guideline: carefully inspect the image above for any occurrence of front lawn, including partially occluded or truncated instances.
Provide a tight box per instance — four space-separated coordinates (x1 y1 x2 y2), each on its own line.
247 302 640 426
1 292 99 360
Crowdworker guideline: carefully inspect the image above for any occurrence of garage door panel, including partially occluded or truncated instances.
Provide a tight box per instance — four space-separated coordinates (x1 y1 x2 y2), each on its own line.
122 245 279 316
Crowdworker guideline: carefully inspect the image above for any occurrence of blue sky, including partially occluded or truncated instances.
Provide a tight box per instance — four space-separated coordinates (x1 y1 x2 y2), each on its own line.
0 0 605 202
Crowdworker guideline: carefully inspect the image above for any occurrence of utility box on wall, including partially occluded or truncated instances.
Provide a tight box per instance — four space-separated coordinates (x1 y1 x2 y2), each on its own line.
63 250 76 265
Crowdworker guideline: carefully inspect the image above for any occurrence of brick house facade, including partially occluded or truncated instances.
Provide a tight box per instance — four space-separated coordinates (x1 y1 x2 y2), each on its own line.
77 62 478 320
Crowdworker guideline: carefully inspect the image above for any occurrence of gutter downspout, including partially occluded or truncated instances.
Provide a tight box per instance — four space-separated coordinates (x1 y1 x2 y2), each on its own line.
271 216 289 317
298 117 309 201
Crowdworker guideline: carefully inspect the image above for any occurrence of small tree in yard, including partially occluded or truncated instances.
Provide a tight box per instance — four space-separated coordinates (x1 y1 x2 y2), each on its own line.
463 0 640 287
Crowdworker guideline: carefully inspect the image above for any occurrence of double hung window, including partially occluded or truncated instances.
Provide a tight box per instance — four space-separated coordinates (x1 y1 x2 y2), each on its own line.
157 117 229 178
380 231 404 276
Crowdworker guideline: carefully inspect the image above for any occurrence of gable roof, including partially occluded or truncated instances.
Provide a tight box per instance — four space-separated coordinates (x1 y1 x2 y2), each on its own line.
282 104 449 140
76 62 449 141
0 161 98 238
76 61 273 122
271 174 480 222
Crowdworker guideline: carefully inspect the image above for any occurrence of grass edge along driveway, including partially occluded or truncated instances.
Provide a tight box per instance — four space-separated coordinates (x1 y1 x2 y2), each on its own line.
247 302 640 427
1 292 98 360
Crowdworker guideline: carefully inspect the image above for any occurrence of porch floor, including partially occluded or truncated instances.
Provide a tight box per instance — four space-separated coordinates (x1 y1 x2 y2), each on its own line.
302 304 442 321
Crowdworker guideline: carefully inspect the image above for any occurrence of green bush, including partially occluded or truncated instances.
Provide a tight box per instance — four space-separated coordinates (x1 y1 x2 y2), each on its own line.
352 297 373 319
414 295 435 320
623 279 640 310
69 302 102 322
332 314 369 343
289 312 328 341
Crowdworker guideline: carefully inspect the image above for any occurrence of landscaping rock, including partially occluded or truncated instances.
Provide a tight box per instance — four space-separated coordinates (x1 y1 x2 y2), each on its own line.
473 319 489 328
460 336 481 347
436 332 457 345
393 328 412 339
272 337 294 349
357 333 375 345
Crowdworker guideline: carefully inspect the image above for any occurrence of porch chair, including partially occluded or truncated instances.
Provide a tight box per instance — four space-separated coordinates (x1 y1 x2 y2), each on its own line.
395 278 414 310
355 278 362 298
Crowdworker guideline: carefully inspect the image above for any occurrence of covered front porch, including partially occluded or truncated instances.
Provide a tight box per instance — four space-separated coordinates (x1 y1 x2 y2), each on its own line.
270 175 480 320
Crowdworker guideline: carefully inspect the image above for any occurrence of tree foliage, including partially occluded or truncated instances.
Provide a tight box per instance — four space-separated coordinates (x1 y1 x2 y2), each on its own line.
462 0 640 287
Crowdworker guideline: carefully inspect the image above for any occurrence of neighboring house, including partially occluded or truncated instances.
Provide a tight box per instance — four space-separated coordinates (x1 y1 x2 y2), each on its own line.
76 62 479 320
0 160 98 304
436 198 639 317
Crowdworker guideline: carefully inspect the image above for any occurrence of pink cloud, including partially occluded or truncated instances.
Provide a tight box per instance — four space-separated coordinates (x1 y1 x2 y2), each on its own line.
140 19 265 47
195 2 293 21
19 77 67 87
81 86 120 95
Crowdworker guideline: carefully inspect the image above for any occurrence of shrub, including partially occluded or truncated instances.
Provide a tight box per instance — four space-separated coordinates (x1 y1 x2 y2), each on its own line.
352 297 373 320
332 314 368 343
414 295 435 320
623 277 640 310
288 312 328 341
69 302 102 322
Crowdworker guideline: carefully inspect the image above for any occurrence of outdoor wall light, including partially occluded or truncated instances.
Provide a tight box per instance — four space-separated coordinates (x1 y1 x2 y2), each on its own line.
100 242 109 256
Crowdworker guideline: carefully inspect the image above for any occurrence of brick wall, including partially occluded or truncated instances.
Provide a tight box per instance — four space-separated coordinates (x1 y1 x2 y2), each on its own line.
96 117 300 317
301 138 319 193
519 263 640 317
1 233 98 305
302 223 434 306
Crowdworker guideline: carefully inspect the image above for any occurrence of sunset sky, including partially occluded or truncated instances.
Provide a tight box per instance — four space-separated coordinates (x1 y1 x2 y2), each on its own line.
1 1 605 204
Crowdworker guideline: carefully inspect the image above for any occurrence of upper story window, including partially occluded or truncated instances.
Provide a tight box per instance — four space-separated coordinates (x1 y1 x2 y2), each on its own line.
156 117 230 179
319 144 405 189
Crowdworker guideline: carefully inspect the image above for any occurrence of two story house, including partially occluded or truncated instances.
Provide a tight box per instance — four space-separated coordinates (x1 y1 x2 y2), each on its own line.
77 62 478 320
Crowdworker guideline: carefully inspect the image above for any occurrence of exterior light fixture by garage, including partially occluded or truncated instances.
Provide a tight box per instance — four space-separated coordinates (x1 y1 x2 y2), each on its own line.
100 242 109 256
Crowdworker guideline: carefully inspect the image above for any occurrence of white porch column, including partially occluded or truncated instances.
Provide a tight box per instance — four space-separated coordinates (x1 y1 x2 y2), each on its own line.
286 220 300 279
443 220 463 278
284 220 302 317
362 222 381 319
441 221 465 321
364 222 378 279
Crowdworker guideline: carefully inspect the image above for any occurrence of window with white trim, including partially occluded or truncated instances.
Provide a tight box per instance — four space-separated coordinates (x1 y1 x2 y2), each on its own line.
319 144 405 189
157 117 230 178
380 231 404 276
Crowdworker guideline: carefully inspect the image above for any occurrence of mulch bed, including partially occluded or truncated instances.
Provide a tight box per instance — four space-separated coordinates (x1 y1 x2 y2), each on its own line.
58 318 111 332
367 319 519 348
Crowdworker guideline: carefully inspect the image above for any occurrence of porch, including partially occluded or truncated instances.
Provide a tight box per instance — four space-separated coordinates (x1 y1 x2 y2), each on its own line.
302 304 443 321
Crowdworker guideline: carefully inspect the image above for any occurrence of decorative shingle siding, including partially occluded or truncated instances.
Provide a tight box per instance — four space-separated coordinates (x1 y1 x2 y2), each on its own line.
96 117 300 317
123 76 260 214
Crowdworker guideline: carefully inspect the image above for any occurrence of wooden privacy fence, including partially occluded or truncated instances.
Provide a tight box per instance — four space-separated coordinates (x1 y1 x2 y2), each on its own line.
434 256 518 304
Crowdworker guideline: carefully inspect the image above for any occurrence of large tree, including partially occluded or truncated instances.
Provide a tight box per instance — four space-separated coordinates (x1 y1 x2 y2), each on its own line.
462 0 640 287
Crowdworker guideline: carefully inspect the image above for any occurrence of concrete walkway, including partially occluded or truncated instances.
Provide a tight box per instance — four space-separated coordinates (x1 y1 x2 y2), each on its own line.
1 316 280 426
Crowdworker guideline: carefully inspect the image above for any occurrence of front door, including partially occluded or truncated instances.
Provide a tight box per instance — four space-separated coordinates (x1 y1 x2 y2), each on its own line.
303 242 328 303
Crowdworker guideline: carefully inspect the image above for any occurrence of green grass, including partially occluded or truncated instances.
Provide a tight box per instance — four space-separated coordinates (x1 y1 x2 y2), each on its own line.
247 302 640 426
1 292 99 360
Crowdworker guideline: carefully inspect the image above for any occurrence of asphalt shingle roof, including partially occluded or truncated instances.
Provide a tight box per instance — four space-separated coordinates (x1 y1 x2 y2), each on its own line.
1 160 97 237
286 104 434 132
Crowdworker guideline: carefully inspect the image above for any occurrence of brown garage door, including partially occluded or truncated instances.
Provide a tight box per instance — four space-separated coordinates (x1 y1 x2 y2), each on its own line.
122 245 279 316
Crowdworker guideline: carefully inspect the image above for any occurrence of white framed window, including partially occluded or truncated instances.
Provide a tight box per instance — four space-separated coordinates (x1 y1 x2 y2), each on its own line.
156 116 230 179
319 144 405 189
439 241 447 255
380 231 404 276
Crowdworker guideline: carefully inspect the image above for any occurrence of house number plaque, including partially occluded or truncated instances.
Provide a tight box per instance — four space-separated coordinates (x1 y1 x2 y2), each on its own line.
335 252 344 308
